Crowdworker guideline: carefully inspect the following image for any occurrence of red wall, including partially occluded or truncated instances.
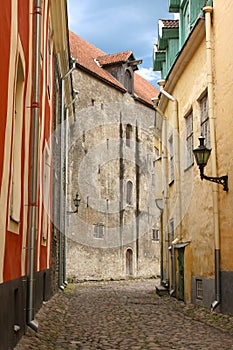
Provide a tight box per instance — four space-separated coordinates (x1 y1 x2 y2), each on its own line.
0 0 11 185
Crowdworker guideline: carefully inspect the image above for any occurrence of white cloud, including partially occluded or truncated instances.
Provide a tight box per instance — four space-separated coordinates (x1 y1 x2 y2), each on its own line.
137 68 160 83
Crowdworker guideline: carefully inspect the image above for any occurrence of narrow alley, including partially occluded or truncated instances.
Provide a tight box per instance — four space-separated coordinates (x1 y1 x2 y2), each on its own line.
14 279 233 350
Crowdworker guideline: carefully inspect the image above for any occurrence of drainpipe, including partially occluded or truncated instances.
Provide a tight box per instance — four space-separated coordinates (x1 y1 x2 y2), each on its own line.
27 0 42 332
59 61 77 290
203 5 221 312
157 80 181 297
155 105 169 287
63 92 78 285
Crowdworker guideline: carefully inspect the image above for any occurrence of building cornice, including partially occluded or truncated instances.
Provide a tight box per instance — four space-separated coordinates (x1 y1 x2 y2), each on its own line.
158 17 205 112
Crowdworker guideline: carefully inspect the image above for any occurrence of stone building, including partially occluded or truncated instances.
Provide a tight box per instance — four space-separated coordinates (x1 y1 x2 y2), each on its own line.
66 32 161 281
153 0 233 315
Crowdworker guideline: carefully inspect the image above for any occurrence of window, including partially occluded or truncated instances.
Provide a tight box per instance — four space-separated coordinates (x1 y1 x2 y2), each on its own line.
126 124 132 147
169 219 174 244
196 279 203 300
152 229 159 241
10 54 24 224
168 134 174 184
47 23 52 98
200 94 210 148
126 180 133 205
185 110 193 169
125 69 133 94
42 146 51 244
93 224 104 239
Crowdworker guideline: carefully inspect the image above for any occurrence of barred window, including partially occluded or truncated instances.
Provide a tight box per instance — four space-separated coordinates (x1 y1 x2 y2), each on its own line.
196 279 203 300
93 224 104 239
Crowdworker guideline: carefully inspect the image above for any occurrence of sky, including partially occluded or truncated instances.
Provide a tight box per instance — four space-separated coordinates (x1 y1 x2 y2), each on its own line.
67 0 174 87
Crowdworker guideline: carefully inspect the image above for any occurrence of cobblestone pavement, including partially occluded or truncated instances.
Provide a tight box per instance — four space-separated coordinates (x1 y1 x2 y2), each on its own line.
14 279 233 349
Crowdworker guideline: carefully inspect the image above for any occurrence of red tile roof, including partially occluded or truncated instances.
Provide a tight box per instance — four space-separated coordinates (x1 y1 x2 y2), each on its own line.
69 31 125 91
69 31 158 106
134 72 158 106
96 51 133 66
160 19 179 28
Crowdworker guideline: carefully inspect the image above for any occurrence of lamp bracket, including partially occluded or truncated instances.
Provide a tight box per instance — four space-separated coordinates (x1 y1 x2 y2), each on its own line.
66 209 78 215
200 168 228 191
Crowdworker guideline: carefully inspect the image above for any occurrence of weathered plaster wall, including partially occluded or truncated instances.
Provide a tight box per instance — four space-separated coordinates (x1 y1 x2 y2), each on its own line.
66 68 161 281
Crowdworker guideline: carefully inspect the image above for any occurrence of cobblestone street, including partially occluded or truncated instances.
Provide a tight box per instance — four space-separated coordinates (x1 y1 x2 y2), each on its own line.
14 279 233 349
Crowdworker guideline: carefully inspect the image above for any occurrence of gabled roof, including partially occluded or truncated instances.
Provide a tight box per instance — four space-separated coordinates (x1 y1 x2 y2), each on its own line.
69 31 158 106
69 31 125 91
96 51 134 66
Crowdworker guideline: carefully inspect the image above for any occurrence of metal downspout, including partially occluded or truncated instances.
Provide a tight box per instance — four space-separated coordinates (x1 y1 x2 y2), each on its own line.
27 0 42 331
59 63 77 290
59 78 65 290
63 94 78 285
160 110 169 286
203 5 221 311
157 80 181 297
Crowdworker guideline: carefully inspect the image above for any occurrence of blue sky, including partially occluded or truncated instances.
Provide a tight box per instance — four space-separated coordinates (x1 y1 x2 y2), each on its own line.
67 1 174 86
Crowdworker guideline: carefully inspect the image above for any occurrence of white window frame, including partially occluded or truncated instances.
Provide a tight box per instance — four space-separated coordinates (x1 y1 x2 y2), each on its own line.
10 53 25 227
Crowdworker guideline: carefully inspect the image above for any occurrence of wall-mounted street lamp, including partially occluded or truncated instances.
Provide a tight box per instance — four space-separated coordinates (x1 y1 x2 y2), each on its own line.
193 136 228 191
67 192 81 214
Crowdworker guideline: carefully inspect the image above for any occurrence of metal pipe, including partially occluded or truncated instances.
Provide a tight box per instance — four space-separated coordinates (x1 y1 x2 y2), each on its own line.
63 95 77 286
59 69 77 289
59 78 65 289
203 5 221 311
27 0 42 331
157 80 181 296
170 244 176 296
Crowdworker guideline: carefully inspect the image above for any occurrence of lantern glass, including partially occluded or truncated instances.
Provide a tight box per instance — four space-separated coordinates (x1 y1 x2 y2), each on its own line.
73 193 80 208
193 136 211 168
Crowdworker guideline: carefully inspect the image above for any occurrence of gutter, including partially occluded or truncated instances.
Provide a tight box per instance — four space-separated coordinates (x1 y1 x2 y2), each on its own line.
157 80 181 297
59 60 77 290
27 0 42 332
203 5 221 312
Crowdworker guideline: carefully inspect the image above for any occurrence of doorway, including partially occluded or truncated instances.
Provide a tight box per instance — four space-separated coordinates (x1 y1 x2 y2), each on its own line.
126 249 133 276
178 248 185 300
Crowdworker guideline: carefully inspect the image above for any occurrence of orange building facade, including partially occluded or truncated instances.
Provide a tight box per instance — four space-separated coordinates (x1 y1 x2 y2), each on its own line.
0 1 73 348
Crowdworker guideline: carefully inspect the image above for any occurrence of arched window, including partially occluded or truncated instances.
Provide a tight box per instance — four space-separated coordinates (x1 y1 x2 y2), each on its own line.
126 180 133 205
126 123 132 147
10 54 24 223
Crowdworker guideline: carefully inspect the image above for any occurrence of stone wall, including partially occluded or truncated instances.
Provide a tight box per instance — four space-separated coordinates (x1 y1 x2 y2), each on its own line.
66 69 161 280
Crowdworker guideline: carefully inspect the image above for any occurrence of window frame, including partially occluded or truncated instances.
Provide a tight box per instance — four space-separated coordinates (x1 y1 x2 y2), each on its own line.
199 93 210 148
196 279 203 300
185 109 194 170
93 223 104 239
152 228 159 241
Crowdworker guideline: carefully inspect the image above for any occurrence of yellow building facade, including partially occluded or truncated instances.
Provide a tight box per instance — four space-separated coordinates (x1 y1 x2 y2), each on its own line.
154 0 233 314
